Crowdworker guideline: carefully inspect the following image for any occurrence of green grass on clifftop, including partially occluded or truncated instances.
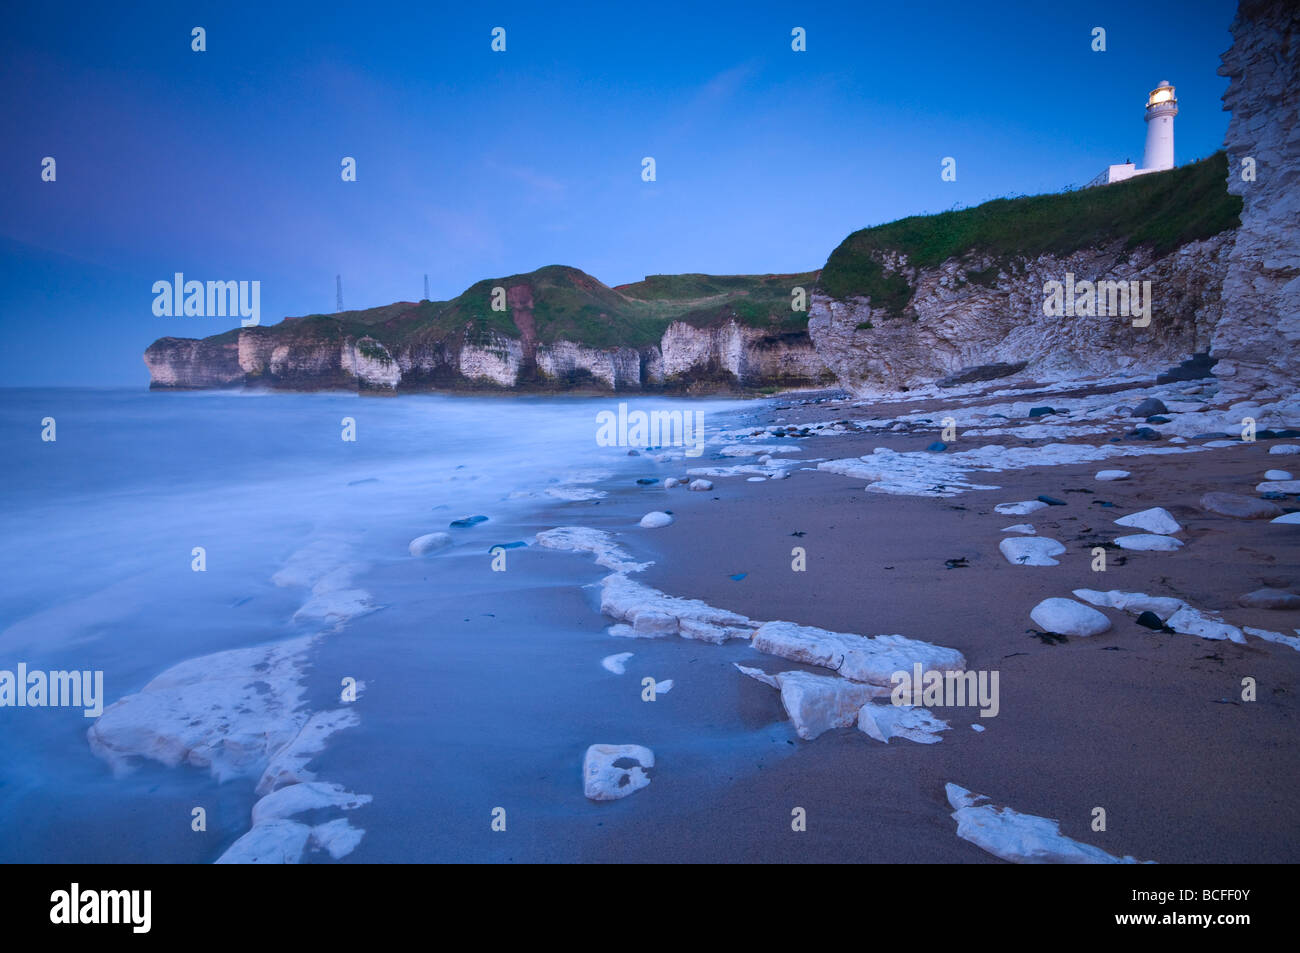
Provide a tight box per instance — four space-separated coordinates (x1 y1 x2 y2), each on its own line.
818 151 1242 309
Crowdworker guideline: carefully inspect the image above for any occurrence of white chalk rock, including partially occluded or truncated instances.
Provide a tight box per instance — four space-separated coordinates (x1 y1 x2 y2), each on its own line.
1030 598 1111 636
1095 470 1130 481
995 500 1048 516
1166 606 1246 644
409 532 453 556
600 574 756 643
310 818 366 860
999 536 1066 566
215 819 312 865
251 781 371 826
1257 480 1300 493
688 479 713 491
639 511 674 528
751 621 966 686
945 783 1147 864
1243 627 1300 652
1264 469 1293 481
1269 445 1300 455
535 526 651 574
1114 534 1184 551
663 477 682 488
1114 507 1181 535
1001 524 1036 534
1271 512 1300 524
653 679 673 695
601 652 633 675
1071 589 1185 620
857 703 949 744
735 665 885 740
583 744 654 801
257 708 360 795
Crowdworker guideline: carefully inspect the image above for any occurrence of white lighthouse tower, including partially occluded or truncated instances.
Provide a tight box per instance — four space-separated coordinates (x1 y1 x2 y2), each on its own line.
1141 80 1178 171
1088 80 1180 186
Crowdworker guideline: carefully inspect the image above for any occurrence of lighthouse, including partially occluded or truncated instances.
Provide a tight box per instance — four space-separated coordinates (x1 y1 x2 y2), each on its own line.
1088 80 1180 186
1141 81 1178 171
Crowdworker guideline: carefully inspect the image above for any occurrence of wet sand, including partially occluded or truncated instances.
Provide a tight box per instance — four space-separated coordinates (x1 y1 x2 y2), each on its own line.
542 381 1300 863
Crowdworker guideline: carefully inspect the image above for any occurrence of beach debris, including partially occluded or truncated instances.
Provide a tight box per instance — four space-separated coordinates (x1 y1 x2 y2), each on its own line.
998 537 1066 566
1237 588 1300 610
1114 507 1181 535
730 572 748 581
1131 397 1168 417
857 703 949 744
750 621 966 686
688 479 714 491
1095 469 1130 481
449 515 488 528
636 478 658 485
1029 597 1112 637
971 724 986 732
945 783 1150 864
944 557 969 569
735 665 885 740
638 511 674 528
996 500 1048 516
583 744 654 801
1200 492 1283 519
1036 495 1067 506
409 532 453 556
1114 534 1184 551
601 653 633 674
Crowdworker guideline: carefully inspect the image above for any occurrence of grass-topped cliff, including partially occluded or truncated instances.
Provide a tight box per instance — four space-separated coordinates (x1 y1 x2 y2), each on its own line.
817 151 1243 315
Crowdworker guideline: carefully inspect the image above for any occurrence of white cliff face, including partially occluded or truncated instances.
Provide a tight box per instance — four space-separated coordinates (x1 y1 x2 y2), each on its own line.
1213 0 1300 396
660 320 830 386
457 335 524 387
341 337 402 390
809 235 1232 393
535 341 643 388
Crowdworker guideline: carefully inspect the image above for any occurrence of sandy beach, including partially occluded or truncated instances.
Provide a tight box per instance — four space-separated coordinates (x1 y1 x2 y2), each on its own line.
527 375 1300 864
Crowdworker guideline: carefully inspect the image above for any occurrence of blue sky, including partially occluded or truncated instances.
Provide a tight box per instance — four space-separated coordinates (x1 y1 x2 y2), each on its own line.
1 0 1237 385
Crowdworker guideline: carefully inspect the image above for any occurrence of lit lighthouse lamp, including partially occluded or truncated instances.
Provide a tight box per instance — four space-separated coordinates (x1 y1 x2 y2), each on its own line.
1088 80 1180 186
1141 81 1178 172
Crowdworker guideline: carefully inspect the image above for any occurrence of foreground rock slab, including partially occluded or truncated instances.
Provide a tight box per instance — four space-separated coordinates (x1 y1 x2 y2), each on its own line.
583 744 654 801
946 784 1150 864
735 665 885 740
750 621 966 686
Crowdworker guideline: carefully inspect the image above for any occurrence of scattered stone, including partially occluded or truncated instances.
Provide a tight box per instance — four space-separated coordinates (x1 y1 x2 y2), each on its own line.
1237 588 1300 610
1036 495 1067 506
1146 415 1171 424
449 515 488 528
944 557 969 569
1114 405 1134 416
1028 407 1055 418
1135 611 1170 631
1072 589 1185 619
1114 507 1181 536
735 665 886 740
995 500 1048 516
1166 606 1246 644
1001 524 1036 534
1029 598 1112 636
971 724 986 733
636 478 658 485
1271 512 1300 524
1095 470 1130 481
688 479 713 491
601 653 633 675
927 441 948 452
857 703 949 744
1131 397 1168 417
1193 432 1231 440
583 744 653 801
1125 427 1161 441
999 537 1066 566
1257 480 1300 493
1269 445 1300 455
1114 534 1184 551
1200 492 1284 519
639 511 674 528
1264 469 1293 481
1243 627 1300 652
408 532 453 556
